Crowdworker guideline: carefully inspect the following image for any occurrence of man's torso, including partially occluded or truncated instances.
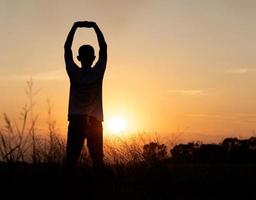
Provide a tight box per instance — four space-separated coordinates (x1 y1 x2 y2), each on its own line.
66 61 106 122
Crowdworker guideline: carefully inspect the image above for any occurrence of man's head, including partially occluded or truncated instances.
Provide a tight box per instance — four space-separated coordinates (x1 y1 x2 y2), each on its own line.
77 45 96 68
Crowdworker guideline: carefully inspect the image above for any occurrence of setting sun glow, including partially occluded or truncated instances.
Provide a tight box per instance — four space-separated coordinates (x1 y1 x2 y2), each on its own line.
106 116 127 135
1 1 256 143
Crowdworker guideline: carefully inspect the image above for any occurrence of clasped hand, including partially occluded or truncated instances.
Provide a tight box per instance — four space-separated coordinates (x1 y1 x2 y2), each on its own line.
74 21 96 28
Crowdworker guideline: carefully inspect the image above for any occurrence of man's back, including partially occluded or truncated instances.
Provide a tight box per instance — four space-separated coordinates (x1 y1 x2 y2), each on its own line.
64 21 107 122
66 57 106 121
64 21 107 169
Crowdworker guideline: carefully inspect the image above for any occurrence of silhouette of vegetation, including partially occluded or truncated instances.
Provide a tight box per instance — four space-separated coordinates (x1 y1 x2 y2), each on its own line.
170 137 256 163
171 142 200 162
142 142 167 162
2 80 256 166
1 80 256 199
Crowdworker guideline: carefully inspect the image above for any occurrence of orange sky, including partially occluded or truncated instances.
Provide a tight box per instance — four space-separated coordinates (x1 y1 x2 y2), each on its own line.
1 0 256 142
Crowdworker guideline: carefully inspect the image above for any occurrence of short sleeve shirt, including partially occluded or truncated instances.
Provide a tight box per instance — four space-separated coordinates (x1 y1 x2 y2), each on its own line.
66 59 106 122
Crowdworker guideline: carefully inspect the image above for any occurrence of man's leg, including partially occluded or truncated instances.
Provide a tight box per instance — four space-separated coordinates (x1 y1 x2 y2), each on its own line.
87 118 104 169
66 118 85 169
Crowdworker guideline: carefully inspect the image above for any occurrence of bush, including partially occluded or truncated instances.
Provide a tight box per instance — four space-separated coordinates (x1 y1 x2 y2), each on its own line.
142 142 167 162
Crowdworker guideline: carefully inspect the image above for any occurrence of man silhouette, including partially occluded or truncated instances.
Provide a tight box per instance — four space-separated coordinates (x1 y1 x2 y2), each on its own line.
64 21 107 169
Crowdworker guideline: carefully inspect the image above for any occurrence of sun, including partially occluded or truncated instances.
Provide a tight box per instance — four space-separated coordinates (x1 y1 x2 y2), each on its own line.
106 116 127 135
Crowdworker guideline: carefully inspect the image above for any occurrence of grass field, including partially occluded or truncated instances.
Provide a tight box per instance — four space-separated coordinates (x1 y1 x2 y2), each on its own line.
1 81 256 200
1 112 256 200
0 161 255 200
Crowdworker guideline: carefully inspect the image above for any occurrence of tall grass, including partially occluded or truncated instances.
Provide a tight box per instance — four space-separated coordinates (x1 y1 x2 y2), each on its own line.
0 79 66 164
0 111 156 165
0 79 167 166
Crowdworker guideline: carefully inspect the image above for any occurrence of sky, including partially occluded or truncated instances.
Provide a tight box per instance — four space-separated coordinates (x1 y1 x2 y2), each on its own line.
1 0 256 142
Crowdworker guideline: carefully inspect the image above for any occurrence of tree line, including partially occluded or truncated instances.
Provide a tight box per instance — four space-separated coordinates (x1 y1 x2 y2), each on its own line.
143 137 256 163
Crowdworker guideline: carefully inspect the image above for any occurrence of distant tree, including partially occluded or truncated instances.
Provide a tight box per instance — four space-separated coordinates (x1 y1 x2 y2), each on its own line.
247 137 256 151
169 137 256 164
222 137 240 151
196 144 224 163
222 137 246 162
171 142 200 162
221 137 256 163
247 137 256 162
142 142 167 162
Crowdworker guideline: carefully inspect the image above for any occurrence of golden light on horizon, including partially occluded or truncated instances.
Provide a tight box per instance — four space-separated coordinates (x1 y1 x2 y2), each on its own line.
1 1 256 143
106 116 128 135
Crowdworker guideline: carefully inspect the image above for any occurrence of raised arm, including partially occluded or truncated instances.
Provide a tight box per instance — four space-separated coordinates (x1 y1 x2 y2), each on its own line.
93 23 107 51
91 22 107 65
64 22 79 65
64 21 107 74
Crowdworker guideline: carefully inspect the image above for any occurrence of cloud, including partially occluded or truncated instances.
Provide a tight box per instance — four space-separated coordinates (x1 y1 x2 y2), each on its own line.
168 89 205 95
0 69 67 82
187 113 256 124
244 120 256 124
238 113 256 124
225 68 256 74
33 69 66 81
186 114 224 119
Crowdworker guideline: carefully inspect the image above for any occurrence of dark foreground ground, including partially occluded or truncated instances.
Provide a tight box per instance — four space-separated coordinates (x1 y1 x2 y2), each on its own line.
0 162 256 200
